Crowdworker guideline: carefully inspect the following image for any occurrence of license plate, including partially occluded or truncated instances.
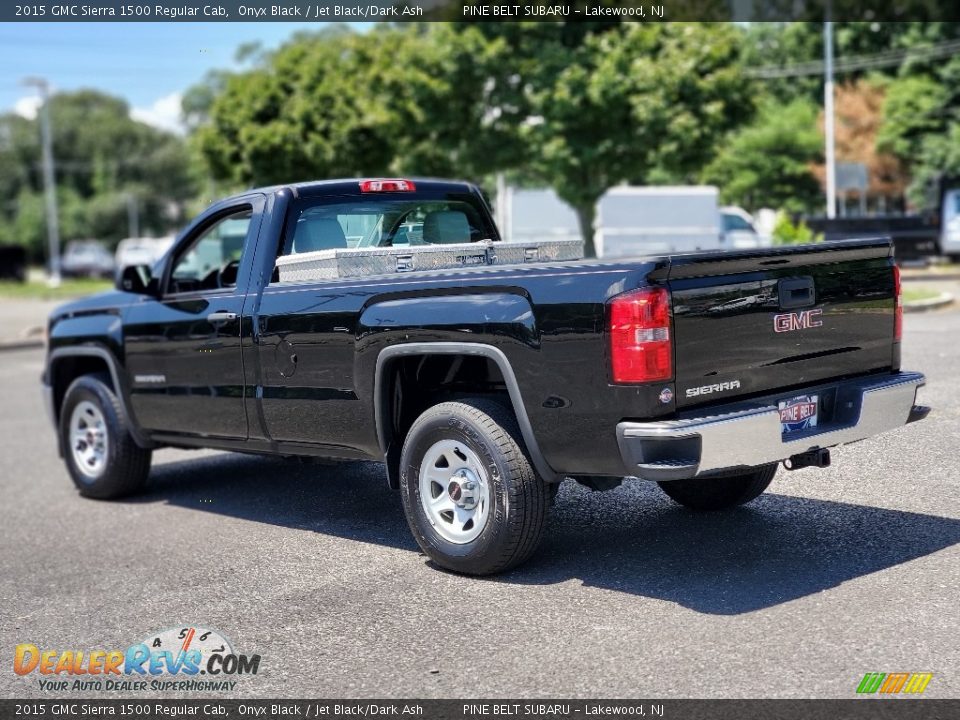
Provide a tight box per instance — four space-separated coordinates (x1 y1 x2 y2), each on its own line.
778 394 819 435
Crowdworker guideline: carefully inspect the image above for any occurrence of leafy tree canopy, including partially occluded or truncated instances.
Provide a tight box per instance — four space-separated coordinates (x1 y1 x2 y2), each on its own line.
702 98 822 213
196 22 751 256
0 90 194 261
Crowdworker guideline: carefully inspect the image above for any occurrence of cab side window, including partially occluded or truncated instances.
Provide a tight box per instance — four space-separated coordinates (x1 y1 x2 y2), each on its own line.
168 209 252 294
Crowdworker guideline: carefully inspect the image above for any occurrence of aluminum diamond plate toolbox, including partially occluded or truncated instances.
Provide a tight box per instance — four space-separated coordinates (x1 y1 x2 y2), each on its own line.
275 239 583 282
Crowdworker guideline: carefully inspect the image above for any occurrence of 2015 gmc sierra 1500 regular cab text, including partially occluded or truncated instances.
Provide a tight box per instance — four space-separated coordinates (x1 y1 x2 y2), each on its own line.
42 179 930 575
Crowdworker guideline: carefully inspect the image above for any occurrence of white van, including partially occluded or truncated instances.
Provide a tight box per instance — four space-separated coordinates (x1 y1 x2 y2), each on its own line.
721 206 771 249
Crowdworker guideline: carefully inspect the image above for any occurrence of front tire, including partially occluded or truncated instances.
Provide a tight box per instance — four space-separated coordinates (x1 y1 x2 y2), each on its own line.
59 373 152 499
399 398 548 575
657 463 778 511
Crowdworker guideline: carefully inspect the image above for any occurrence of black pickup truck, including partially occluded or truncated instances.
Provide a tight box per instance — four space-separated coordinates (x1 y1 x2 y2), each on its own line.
43 178 929 575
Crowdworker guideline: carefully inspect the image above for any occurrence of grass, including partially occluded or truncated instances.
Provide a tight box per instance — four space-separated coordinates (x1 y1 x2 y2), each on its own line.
0 277 113 301
902 287 944 304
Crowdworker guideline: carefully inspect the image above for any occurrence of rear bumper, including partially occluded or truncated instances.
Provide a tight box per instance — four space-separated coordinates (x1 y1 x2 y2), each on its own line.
617 371 927 481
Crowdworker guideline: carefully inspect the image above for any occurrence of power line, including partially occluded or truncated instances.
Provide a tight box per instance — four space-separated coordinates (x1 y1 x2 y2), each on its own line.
746 39 960 79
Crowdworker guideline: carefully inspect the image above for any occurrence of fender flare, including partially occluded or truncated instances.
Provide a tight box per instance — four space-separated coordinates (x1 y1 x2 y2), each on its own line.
374 342 560 484
47 345 154 449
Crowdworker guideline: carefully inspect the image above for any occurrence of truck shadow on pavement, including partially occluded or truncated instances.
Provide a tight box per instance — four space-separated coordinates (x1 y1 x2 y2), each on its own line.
139 452 960 615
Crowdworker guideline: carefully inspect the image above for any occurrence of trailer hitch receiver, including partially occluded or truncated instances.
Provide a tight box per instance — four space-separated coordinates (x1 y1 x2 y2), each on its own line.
784 448 831 471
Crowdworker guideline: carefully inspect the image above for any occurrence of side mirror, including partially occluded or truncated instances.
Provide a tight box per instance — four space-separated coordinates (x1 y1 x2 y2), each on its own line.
117 264 158 296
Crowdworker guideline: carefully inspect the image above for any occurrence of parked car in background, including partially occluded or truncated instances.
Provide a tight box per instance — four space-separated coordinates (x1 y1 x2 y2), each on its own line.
61 241 115 279
115 236 175 278
721 206 771 249
0 244 27 282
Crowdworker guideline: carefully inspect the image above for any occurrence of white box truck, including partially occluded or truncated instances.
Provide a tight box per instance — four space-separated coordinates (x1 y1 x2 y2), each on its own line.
595 186 768 258
596 186 719 258
501 187 582 244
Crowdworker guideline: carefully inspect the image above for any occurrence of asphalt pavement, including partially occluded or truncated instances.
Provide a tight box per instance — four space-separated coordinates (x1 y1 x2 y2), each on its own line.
1 307 957 699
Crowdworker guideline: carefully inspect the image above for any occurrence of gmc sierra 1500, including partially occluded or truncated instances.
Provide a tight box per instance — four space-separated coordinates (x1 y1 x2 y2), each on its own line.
43 179 929 575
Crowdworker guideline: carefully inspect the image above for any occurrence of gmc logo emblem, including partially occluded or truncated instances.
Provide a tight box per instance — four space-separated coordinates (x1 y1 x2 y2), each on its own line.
774 309 823 333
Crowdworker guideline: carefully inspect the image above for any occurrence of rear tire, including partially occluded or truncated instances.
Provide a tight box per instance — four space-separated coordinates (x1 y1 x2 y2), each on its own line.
59 373 152 499
657 463 777 511
399 398 549 575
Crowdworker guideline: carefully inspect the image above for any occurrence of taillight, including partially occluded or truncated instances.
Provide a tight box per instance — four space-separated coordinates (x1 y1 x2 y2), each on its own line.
359 179 416 193
893 264 903 341
609 286 673 384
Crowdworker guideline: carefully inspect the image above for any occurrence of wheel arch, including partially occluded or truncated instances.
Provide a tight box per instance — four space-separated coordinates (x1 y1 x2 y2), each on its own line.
374 343 559 489
47 346 153 449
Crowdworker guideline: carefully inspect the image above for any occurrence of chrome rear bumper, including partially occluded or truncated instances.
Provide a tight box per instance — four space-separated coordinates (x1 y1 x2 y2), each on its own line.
617 371 926 481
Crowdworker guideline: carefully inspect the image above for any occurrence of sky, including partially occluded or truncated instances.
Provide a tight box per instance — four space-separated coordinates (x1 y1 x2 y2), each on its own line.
0 22 360 133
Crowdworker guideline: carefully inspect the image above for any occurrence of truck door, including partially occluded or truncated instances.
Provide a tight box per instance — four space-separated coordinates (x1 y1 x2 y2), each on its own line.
124 197 264 439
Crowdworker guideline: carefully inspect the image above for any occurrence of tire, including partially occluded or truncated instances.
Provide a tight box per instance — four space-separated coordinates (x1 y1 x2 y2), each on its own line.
59 373 152 499
657 463 778 512
399 398 549 575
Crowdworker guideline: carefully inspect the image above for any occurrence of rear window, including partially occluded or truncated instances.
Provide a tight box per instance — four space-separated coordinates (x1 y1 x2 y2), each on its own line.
279 197 495 257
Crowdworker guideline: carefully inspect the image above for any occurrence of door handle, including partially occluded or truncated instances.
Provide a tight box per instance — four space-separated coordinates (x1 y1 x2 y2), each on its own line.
778 277 815 310
207 311 238 323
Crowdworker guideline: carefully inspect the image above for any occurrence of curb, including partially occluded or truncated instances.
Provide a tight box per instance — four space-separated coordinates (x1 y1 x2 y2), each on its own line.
904 292 955 313
0 338 44 352
0 325 45 352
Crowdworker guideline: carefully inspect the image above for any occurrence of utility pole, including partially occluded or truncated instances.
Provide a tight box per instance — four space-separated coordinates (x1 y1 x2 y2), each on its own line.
823 19 837 219
22 77 61 285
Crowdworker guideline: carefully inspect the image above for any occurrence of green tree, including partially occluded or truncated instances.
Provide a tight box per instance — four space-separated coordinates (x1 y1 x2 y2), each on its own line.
702 98 822 213
194 22 751 257
521 23 752 255
771 211 821 245
877 76 948 160
878 70 960 206
743 22 960 210
194 24 519 187
0 90 196 262
740 22 955 104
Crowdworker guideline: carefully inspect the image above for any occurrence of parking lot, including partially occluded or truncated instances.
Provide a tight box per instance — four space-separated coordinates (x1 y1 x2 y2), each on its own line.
1 304 958 699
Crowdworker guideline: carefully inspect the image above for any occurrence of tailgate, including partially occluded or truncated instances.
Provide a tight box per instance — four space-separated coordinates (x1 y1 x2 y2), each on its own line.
665 239 897 409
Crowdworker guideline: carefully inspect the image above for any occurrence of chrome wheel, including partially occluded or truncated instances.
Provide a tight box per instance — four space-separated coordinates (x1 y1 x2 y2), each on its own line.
69 400 108 481
419 439 491 544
